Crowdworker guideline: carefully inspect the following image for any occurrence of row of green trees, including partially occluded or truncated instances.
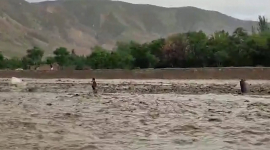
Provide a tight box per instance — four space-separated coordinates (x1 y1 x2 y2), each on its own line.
0 15 270 70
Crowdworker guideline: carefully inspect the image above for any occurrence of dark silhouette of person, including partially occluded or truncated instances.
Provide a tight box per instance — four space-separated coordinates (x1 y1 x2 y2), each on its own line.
240 79 247 94
50 64 53 70
92 78 97 93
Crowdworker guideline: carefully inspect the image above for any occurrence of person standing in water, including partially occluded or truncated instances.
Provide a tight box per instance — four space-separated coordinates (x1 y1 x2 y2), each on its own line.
240 79 247 94
91 78 97 94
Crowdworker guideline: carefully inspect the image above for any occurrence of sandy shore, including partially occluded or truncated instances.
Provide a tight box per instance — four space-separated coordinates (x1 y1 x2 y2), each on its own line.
1 79 270 150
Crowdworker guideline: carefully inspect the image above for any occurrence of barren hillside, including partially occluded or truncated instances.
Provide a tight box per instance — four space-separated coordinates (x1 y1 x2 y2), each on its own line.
0 0 256 57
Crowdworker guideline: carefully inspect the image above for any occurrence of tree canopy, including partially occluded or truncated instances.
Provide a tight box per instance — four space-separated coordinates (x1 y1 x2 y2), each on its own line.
1 15 270 70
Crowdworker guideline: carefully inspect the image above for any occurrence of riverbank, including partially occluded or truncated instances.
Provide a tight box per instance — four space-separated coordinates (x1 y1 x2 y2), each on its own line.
1 67 270 79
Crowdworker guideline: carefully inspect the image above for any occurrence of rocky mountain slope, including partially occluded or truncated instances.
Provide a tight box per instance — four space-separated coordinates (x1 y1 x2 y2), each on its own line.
0 0 256 57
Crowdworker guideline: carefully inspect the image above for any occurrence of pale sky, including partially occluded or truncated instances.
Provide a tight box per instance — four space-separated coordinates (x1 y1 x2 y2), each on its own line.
26 0 270 21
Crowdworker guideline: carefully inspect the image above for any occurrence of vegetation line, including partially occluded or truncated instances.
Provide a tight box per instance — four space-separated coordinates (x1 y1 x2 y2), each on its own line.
0 16 269 70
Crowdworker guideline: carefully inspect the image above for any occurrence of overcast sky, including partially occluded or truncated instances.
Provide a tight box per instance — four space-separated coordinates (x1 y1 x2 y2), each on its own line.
26 0 269 21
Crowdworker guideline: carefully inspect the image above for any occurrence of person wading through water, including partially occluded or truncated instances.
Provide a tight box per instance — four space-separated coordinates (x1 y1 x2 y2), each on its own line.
91 78 97 94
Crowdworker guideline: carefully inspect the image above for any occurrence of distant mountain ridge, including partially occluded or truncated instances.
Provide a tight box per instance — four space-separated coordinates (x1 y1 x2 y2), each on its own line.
0 0 257 57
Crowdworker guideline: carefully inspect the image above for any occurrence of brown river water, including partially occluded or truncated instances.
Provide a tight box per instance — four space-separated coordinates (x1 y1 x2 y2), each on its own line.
0 79 270 150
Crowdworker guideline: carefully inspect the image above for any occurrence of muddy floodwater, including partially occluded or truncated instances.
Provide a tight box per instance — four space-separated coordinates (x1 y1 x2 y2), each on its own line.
1 79 270 150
